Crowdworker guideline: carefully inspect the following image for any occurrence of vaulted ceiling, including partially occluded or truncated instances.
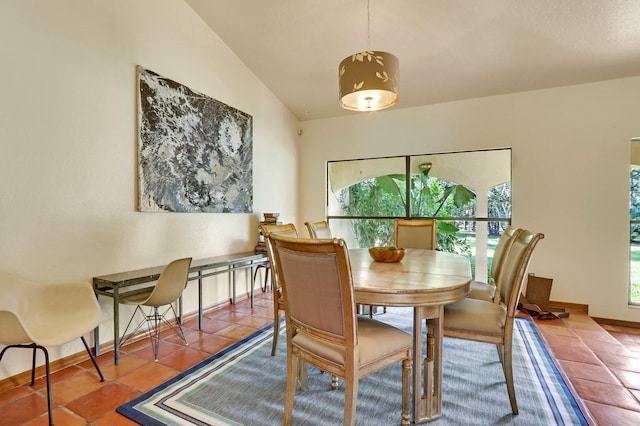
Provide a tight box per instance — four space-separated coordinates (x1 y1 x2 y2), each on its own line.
186 0 640 121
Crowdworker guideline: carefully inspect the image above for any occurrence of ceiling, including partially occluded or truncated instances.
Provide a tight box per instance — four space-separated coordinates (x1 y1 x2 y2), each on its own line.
185 0 640 122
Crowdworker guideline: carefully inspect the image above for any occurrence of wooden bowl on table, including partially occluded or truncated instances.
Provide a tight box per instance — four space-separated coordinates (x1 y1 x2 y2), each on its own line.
368 246 406 263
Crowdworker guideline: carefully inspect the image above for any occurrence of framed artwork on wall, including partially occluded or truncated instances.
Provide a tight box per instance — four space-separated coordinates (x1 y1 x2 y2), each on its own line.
136 66 253 213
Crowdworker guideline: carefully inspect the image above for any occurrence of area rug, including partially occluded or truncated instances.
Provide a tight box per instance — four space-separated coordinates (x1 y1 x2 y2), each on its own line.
117 308 588 425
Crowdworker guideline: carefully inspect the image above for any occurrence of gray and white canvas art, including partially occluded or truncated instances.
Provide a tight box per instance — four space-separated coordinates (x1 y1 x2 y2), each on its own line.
137 66 253 213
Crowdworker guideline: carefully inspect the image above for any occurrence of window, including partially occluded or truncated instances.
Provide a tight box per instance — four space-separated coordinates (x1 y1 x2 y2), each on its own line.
327 149 511 281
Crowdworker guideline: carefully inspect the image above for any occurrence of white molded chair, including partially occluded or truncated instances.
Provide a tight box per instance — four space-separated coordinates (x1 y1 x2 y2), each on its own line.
467 225 522 303
0 271 104 426
444 230 544 415
119 257 192 361
270 234 412 426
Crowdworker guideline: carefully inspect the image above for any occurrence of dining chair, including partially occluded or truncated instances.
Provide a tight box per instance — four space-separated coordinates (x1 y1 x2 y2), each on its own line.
306 220 372 320
467 225 522 303
369 218 438 318
304 220 333 238
0 271 105 426
394 219 437 250
443 229 544 415
119 257 192 361
253 258 271 292
260 223 298 356
269 234 412 426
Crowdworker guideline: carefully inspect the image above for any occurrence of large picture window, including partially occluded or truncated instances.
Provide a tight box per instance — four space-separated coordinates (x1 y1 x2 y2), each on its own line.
327 149 511 281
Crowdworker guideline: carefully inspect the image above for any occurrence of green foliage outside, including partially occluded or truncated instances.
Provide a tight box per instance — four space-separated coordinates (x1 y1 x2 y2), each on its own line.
459 231 499 279
337 163 477 255
334 162 640 305
630 169 640 224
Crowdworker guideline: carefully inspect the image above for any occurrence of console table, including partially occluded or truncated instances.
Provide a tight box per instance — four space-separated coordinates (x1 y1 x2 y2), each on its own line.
93 251 268 364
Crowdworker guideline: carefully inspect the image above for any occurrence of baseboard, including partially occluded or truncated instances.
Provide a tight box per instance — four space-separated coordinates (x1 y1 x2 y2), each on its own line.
548 300 589 314
546 301 640 329
591 316 640 329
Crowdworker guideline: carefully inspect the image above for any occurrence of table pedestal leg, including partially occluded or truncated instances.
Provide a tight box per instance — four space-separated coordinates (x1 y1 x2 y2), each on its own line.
413 305 444 423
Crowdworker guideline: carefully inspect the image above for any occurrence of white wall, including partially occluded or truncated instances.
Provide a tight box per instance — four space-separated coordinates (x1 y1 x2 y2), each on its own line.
0 0 298 380
298 77 640 323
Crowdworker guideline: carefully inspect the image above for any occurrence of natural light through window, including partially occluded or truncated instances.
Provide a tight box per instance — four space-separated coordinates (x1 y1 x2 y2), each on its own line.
326 149 511 282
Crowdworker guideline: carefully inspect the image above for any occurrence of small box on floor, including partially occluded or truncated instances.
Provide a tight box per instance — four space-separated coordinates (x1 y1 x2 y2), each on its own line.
520 274 569 319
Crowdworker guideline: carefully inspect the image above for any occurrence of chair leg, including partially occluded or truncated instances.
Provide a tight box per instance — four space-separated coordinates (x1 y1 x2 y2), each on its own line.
366 305 387 318
330 374 339 390
31 346 37 384
496 343 505 365
343 368 358 426
80 336 104 382
119 305 147 348
284 350 299 425
254 264 270 292
298 358 308 391
41 346 53 426
149 304 189 361
122 304 188 362
502 339 518 415
2 345 54 425
253 265 260 291
271 305 280 356
161 304 188 344
264 267 270 291
401 357 411 426
0 341 105 426
0 344 53 425
151 307 161 361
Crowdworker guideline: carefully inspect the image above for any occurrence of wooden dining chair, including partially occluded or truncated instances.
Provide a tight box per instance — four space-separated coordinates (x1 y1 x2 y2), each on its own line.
269 234 412 426
467 225 522 303
443 229 544 415
304 220 333 238
394 219 437 250
305 220 372 319
260 223 298 356
367 219 438 318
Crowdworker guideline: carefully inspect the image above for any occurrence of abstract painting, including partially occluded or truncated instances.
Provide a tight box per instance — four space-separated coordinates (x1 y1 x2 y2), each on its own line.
137 66 253 213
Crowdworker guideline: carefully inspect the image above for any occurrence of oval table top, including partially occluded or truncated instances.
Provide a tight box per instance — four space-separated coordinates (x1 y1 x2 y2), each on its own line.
349 248 472 307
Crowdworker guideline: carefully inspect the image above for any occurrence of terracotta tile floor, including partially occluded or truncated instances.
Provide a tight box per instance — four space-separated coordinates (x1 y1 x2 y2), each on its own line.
1 293 639 425
534 308 640 425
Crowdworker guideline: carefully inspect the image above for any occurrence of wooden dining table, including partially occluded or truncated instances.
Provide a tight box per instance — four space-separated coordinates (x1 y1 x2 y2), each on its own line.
349 248 472 423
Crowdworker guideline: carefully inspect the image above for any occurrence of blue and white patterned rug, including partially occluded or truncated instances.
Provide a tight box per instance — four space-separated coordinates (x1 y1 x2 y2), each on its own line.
118 308 588 425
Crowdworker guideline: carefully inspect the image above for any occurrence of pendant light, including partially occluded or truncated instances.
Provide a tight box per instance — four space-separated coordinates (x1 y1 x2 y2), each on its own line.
338 0 399 111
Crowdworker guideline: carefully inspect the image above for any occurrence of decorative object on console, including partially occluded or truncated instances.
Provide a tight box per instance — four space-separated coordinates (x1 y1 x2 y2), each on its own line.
253 213 280 295
255 213 280 253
